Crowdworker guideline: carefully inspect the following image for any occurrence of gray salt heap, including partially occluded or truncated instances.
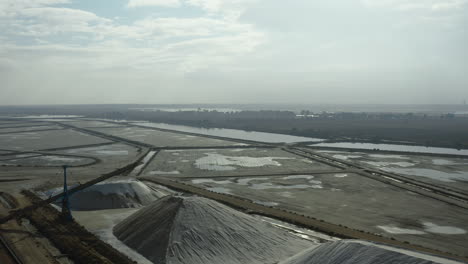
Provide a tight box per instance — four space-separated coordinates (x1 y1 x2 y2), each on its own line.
56 180 166 210
279 240 463 264
113 195 313 264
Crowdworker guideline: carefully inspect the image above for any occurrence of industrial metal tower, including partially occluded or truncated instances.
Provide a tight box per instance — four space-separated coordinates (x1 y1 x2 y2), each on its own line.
61 165 73 221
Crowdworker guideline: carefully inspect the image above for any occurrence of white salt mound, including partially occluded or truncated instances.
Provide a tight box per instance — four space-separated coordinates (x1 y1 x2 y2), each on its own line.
279 240 463 264
64 180 167 210
113 195 313 264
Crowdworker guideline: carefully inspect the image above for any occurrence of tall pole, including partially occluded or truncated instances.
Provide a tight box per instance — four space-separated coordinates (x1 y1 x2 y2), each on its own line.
61 165 73 221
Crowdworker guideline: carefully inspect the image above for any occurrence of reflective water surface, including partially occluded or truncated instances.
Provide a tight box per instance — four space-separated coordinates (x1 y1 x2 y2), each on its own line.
311 142 468 156
133 122 324 143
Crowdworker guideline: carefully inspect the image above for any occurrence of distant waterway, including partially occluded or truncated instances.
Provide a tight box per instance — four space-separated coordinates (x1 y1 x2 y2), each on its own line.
129 107 242 113
132 122 324 143
310 142 468 156
13 115 84 119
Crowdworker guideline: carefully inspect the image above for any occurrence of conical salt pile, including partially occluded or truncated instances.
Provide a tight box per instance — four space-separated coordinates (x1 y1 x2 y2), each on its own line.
279 240 461 264
114 195 313 264
58 180 166 210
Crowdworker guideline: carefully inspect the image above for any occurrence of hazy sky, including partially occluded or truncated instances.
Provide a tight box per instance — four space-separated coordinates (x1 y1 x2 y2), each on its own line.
1 0 467 105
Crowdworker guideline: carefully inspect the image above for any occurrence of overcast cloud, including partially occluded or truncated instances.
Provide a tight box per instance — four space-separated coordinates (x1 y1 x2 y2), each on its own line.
0 0 467 105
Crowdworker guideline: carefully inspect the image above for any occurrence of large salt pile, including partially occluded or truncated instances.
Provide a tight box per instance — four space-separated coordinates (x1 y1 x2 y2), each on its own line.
113 195 313 264
53 179 167 210
279 240 463 264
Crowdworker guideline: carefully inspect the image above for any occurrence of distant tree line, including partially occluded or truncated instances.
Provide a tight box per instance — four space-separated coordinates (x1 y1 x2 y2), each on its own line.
1 105 467 149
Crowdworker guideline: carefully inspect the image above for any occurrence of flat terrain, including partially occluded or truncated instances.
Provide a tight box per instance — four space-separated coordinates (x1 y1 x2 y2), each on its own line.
59 120 128 128
0 117 467 263
0 124 63 134
0 129 111 151
141 148 338 178
87 126 244 147
316 150 468 192
0 121 53 128
179 173 468 256
0 154 96 167
113 110 468 148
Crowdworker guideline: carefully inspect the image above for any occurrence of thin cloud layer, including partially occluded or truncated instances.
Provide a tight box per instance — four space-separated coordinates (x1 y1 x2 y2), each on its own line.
361 0 468 10
0 0 467 104
127 0 181 8
1 0 263 72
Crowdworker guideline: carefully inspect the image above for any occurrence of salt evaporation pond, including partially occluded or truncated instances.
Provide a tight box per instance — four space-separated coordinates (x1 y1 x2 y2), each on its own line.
11 115 84 119
377 222 466 235
191 176 324 192
311 142 468 156
132 122 324 143
194 153 291 171
380 167 468 183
